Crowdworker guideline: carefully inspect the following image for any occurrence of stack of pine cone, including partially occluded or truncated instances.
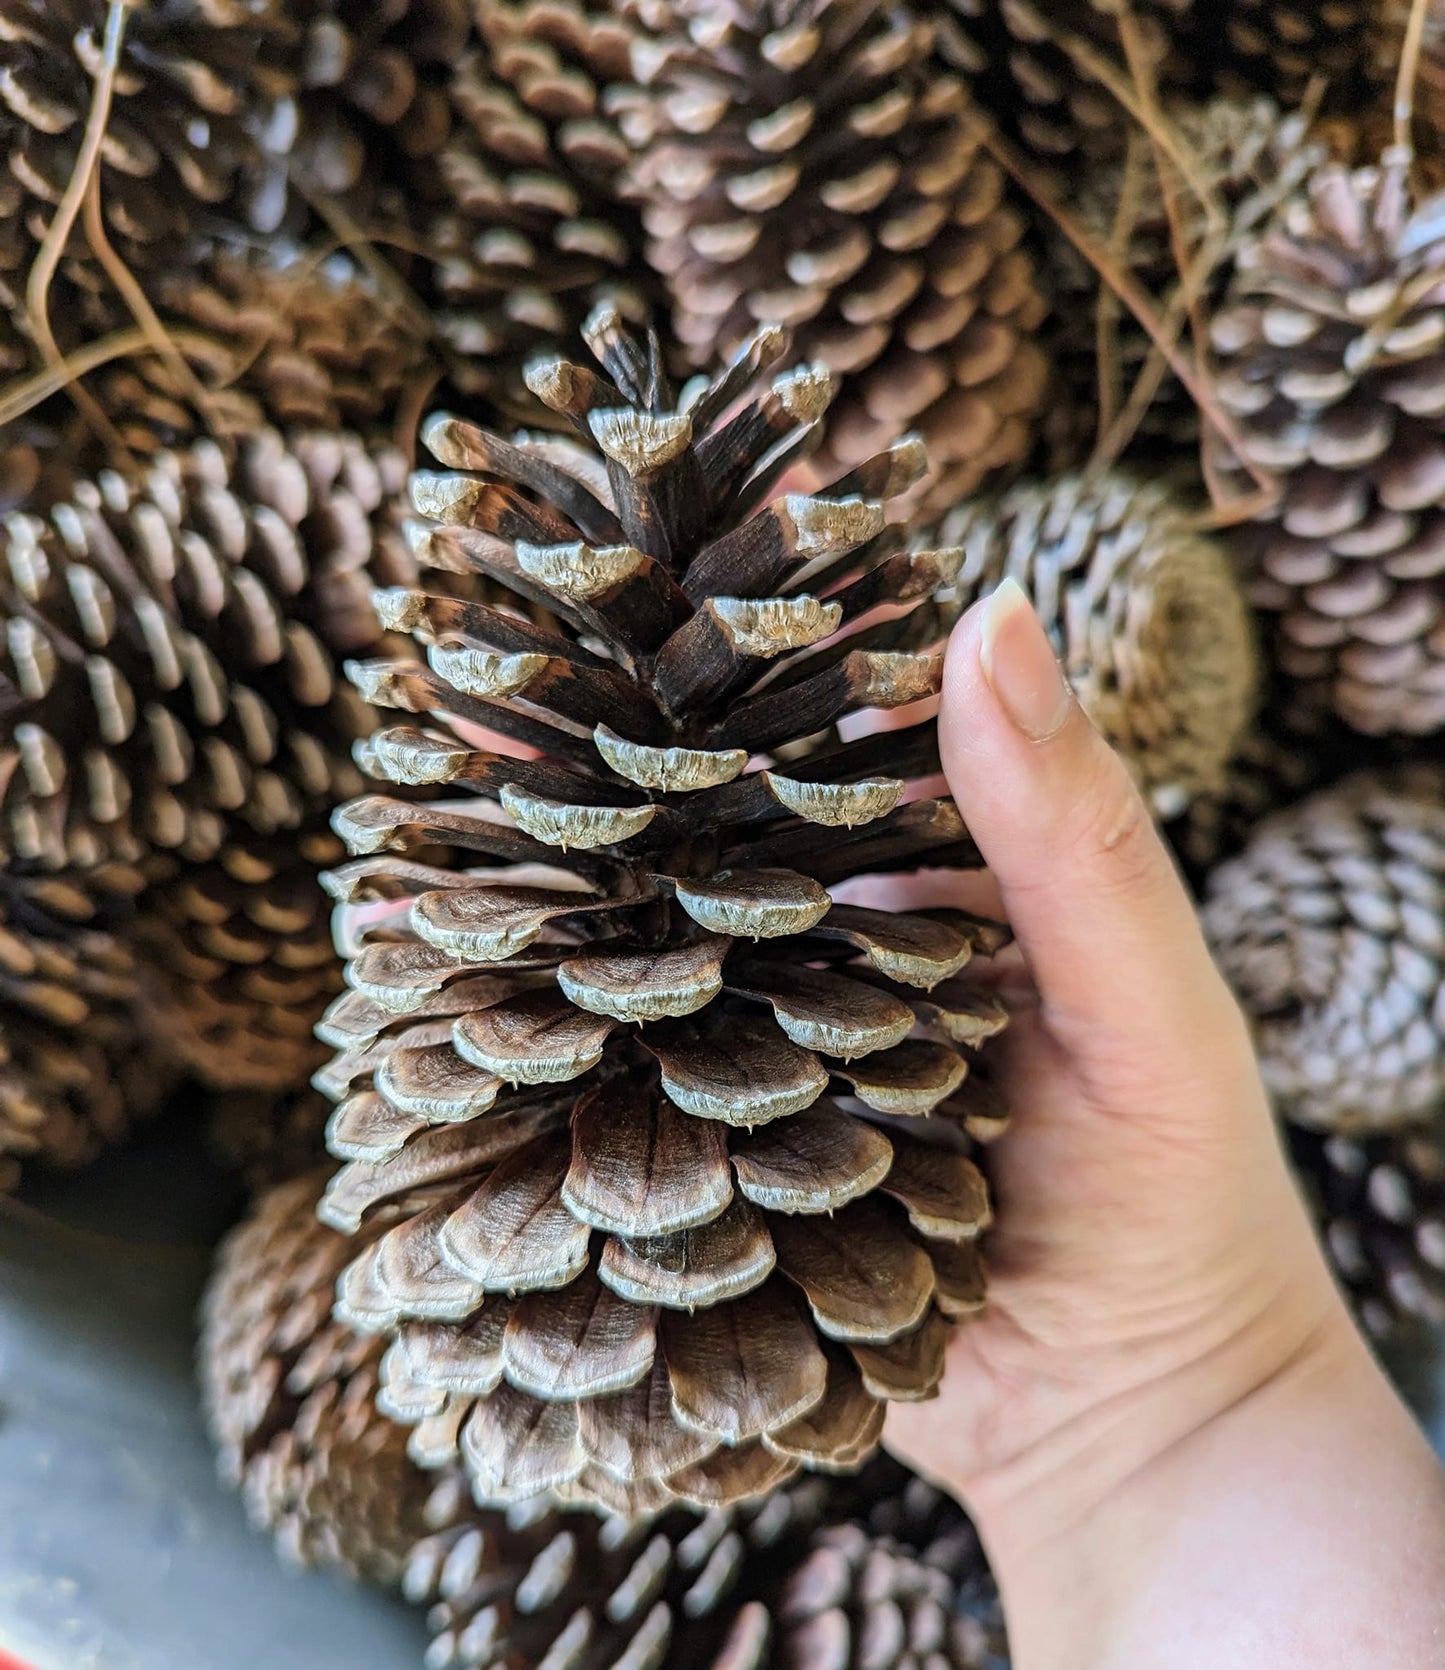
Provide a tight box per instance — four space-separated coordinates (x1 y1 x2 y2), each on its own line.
3 0 1445 1665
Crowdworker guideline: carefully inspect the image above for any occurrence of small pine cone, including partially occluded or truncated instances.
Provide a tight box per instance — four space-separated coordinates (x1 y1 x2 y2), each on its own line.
318 314 1010 1513
413 1454 1003 1670
424 0 653 419
199 1170 437 1586
0 0 293 331
1290 1122 1445 1344
88 251 440 459
1045 96 1322 461
133 831 345 1098
1201 766 1445 1134
0 427 415 873
772 1519 1005 1670
622 0 1051 510
0 862 178 1188
937 473 1259 818
1210 154 1445 738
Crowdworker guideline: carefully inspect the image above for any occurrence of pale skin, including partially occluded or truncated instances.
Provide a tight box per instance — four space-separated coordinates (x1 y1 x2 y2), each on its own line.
881 580 1445 1668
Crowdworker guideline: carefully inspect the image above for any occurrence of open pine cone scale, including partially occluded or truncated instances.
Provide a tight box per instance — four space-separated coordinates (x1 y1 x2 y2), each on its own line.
319 311 1010 1513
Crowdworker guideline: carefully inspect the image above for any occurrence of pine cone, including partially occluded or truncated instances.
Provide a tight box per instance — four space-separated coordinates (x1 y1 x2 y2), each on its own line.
0 862 173 1188
206 1084 336 1189
87 250 440 460
424 0 653 420
936 473 1259 818
1210 154 1445 737
1045 96 1322 463
0 0 296 363
1215 0 1381 110
0 426 415 873
945 0 1196 169
1290 1122 1445 1344
318 312 1010 1512
1201 766 1445 1134
206 1173 1006 1664
622 0 1050 510
288 0 471 198
199 1169 437 1586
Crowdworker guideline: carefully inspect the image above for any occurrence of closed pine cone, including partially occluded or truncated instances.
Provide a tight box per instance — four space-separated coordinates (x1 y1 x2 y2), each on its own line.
937 473 1259 819
1201 766 1445 1134
0 0 292 306
621 0 1050 510
0 862 174 1189
87 250 440 461
318 311 1010 1513
1210 153 1445 737
1045 96 1322 463
1289 1121 1445 1344
1215 0 1383 111
199 1169 437 1586
0 427 416 874
424 0 653 418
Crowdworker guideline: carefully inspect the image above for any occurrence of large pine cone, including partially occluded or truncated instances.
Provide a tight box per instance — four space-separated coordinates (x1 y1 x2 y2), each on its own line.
937 473 1259 818
1211 154 1445 737
318 313 1010 1512
424 0 653 417
1201 766 1445 1134
0 427 415 873
205 1173 1006 1666
621 0 1050 509
1290 1121 1445 1345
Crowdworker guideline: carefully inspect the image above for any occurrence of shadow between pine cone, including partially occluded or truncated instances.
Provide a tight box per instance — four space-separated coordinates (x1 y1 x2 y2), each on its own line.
316 309 1013 1516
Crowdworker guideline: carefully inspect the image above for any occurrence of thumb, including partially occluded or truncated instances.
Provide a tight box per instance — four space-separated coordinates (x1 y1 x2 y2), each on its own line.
940 580 1238 1068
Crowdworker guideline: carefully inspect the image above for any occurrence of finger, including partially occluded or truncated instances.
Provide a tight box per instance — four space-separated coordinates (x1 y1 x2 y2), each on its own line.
939 580 1237 1058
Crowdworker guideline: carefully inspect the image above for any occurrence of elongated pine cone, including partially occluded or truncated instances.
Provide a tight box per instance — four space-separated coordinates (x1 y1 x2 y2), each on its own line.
318 312 1010 1513
425 0 653 415
621 0 1050 509
937 473 1259 818
1211 154 1445 737
0 427 416 874
1290 1122 1445 1344
1201 766 1445 1134
200 1169 438 1585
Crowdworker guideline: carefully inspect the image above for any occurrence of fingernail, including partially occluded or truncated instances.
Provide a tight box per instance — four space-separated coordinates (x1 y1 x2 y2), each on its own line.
979 579 1073 741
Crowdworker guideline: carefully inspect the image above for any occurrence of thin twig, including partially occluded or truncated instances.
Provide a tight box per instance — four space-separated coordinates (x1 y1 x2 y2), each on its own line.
22 0 135 467
0 328 229 429
81 171 221 426
982 125 1279 526
1396 0 1432 157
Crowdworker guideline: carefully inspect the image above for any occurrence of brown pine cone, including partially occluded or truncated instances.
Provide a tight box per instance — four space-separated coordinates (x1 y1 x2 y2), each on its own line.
1210 153 1445 737
86 250 440 461
199 1169 437 1586
1290 1121 1445 1344
423 0 653 420
621 0 1050 510
0 862 174 1189
1201 766 1445 1134
1215 0 1383 110
937 472 1259 818
0 426 416 873
317 312 1010 1512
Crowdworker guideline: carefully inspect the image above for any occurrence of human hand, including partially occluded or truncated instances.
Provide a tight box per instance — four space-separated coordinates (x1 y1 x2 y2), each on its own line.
879 581 1445 1668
